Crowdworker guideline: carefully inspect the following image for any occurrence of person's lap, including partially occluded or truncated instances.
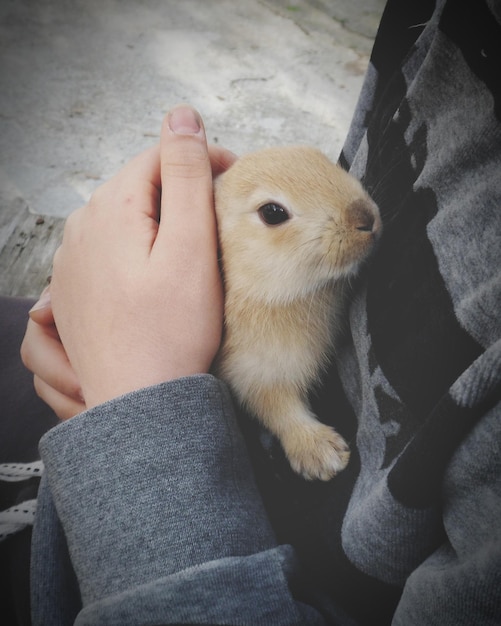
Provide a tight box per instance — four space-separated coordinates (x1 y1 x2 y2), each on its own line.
0 296 59 626
0 296 59 463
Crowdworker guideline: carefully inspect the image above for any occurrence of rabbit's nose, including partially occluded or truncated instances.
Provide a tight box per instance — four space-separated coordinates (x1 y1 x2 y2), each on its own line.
349 199 378 234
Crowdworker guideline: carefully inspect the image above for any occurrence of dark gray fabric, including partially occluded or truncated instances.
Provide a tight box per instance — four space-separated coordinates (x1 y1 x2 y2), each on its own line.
0 296 58 626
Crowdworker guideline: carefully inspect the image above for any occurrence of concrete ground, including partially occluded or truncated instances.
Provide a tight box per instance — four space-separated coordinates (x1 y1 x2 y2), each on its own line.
0 0 385 221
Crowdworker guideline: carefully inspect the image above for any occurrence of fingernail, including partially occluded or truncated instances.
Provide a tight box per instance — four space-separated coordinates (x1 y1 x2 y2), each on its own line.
168 106 202 135
29 288 51 313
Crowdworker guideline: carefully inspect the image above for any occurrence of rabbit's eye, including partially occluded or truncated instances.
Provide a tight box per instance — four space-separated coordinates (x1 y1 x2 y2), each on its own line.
258 203 290 225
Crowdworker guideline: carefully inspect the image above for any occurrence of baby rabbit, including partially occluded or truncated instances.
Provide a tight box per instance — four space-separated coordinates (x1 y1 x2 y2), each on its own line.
213 146 381 480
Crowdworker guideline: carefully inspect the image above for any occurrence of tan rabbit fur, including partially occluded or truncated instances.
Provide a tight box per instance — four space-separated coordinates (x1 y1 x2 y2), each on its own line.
213 146 381 480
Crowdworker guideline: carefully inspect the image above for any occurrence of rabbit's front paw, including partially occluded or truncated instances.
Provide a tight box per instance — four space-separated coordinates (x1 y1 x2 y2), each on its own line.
283 421 350 481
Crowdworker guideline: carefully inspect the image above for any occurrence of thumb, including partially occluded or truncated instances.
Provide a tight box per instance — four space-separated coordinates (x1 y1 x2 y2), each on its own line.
151 106 223 370
153 105 216 263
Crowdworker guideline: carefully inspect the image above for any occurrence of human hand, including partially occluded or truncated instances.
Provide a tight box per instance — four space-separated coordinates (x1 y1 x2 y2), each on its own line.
26 106 236 413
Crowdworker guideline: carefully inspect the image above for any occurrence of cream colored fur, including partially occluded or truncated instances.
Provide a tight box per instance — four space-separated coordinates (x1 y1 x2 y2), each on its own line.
214 146 381 480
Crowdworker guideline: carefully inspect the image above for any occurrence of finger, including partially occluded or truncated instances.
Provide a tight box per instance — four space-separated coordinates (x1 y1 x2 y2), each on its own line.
21 319 83 402
33 375 86 421
154 105 216 262
28 286 54 325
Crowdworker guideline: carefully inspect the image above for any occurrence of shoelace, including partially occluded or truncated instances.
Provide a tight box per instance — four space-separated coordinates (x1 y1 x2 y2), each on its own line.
0 461 44 542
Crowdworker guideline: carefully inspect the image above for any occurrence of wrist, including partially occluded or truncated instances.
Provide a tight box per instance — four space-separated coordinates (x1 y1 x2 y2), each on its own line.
81 361 212 409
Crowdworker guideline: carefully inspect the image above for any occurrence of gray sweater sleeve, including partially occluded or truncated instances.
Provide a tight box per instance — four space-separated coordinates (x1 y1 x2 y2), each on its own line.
32 374 323 625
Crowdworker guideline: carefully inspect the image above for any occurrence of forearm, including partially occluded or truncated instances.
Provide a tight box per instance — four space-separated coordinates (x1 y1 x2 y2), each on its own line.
32 375 321 624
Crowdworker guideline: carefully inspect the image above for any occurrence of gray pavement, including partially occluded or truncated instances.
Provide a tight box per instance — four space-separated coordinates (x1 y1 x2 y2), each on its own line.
0 0 385 219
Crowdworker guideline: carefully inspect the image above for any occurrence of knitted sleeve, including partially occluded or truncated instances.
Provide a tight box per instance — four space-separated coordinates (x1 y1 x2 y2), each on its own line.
32 375 323 625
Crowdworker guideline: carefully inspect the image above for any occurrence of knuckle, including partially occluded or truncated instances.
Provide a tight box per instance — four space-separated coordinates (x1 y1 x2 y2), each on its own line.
59 208 81 247
88 182 109 207
164 144 210 180
51 245 62 274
